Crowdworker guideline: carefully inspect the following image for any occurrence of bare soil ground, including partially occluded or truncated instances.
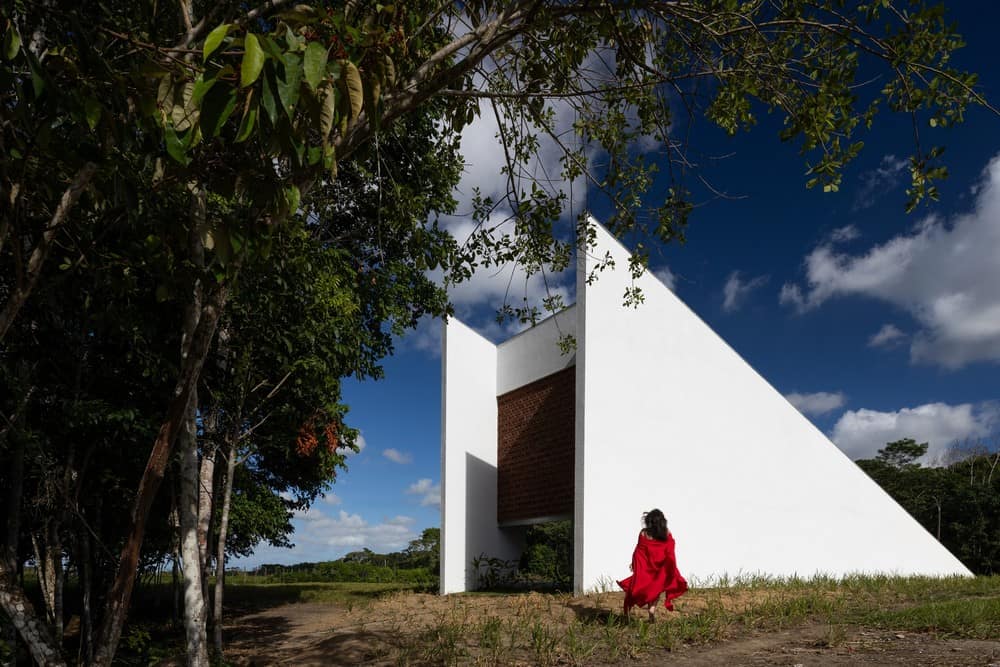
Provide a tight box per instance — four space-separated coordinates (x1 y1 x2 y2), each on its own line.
221 589 1000 666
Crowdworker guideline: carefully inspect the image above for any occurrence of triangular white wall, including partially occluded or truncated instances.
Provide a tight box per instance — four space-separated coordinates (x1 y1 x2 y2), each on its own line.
574 218 971 591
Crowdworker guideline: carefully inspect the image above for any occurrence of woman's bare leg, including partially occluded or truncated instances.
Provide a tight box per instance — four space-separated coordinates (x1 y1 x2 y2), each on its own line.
648 593 665 622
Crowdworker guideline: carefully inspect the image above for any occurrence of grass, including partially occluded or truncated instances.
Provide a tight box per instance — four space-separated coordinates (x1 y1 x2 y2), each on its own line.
319 574 1000 665
82 574 997 665
219 581 428 613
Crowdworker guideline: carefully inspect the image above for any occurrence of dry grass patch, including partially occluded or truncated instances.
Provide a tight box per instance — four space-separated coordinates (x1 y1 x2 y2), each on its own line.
220 575 1000 666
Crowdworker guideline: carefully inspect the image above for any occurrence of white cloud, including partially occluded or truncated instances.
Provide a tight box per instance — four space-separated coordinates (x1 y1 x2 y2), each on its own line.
654 265 677 291
337 432 366 456
406 478 441 507
403 315 444 357
778 283 805 310
427 81 592 344
785 391 847 416
869 323 906 348
321 492 342 506
293 507 417 551
854 154 908 211
829 225 860 243
447 96 588 221
781 152 1000 368
722 271 768 312
831 402 998 461
230 507 422 566
383 448 413 465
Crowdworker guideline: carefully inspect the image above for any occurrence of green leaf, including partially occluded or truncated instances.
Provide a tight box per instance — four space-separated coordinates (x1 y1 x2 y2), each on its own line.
303 41 328 90
277 52 303 118
241 33 266 87
258 35 285 61
318 82 337 140
84 98 101 130
261 65 279 125
192 67 228 107
285 185 301 215
235 92 258 142
199 84 238 138
164 125 193 165
203 23 230 62
3 23 21 60
26 49 45 97
327 144 337 180
339 60 363 121
171 81 198 131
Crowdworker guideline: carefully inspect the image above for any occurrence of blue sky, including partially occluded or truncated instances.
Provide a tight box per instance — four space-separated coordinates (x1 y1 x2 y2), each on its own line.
237 4 1000 567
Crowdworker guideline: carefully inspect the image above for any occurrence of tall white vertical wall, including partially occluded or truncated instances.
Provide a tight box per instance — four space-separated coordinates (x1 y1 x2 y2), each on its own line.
575 219 970 591
440 319 523 593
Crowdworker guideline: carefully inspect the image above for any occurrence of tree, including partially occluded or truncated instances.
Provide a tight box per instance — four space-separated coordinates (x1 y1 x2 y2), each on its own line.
404 528 441 571
2 1 995 664
857 439 1000 574
876 438 929 470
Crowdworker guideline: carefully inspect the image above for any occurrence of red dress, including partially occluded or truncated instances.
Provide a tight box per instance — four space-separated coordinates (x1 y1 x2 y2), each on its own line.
617 532 688 614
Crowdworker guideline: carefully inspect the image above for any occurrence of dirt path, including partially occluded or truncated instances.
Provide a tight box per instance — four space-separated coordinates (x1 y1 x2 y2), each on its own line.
222 593 1000 666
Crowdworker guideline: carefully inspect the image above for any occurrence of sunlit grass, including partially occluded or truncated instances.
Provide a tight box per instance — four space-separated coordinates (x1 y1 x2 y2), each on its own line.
338 574 1000 665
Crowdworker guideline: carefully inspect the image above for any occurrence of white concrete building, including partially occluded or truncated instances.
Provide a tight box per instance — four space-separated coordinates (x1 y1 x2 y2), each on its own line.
441 217 971 595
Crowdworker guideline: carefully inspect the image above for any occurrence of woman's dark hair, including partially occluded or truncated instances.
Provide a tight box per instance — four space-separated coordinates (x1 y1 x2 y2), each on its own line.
643 509 668 541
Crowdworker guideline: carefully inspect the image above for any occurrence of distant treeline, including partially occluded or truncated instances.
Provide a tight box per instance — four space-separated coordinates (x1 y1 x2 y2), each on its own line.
857 439 1000 575
247 527 440 584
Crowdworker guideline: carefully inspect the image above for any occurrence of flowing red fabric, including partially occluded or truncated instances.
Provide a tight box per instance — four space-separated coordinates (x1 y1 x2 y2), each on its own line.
617 532 688 614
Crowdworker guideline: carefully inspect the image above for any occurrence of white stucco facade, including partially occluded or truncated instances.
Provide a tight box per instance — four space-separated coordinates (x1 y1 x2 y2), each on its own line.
442 217 971 595
440 318 524 593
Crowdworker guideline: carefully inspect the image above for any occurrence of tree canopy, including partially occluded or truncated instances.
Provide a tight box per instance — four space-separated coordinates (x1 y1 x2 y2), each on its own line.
858 441 1000 574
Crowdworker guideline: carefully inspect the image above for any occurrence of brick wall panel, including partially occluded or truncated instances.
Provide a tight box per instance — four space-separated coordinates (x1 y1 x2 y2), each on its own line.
497 367 575 523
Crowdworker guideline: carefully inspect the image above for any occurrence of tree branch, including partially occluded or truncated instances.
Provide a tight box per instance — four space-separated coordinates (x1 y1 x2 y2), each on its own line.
0 162 97 342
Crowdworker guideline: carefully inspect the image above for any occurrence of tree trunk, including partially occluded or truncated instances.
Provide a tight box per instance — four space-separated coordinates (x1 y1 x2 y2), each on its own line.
179 391 210 667
176 184 211 667
197 445 216 579
30 530 57 635
30 520 65 645
79 526 94 665
0 558 66 667
49 521 64 645
90 280 229 667
212 436 238 655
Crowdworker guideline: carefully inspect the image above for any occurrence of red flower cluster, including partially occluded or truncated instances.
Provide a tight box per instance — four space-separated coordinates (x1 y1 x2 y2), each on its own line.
295 414 340 457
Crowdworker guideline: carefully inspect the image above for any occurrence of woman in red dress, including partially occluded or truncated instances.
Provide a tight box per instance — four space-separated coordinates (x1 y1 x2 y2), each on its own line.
617 509 688 621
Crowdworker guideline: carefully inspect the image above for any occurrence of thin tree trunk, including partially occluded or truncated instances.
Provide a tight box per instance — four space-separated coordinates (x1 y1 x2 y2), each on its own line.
31 531 57 632
0 558 66 666
91 280 229 667
170 487 181 626
0 162 97 341
212 436 238 655
79 527 93 665
197 446 216 578
176 184 211 667
49 521 63 645
179 394 209 667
